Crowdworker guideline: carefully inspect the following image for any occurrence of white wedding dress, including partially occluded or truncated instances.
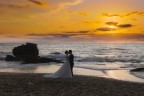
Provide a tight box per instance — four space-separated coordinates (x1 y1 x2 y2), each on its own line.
43 55 72 78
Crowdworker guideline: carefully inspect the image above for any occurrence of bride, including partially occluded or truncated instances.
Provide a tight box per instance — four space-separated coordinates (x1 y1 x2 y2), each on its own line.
43 51 73 78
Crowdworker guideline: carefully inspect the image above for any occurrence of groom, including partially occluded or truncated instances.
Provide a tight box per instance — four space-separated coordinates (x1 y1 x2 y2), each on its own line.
69 50 74 76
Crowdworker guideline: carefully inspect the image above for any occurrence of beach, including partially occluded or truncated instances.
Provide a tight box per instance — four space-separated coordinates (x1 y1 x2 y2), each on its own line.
0 73 144 96
0 43 144 96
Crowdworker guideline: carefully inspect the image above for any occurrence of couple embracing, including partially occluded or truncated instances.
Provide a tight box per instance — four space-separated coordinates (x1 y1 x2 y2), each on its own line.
43 50 74 78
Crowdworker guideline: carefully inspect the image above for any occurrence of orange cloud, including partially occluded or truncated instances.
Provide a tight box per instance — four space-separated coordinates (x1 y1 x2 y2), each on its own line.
27 30 90 38
105 22 118 26
28 0 44 5
0 2 29 8
102 11 144 18
102 13 119 17
118 24 132 28
49 0 83 13
79 12 89 16
65 11 89 17
24 31 144 43
28 0 48 7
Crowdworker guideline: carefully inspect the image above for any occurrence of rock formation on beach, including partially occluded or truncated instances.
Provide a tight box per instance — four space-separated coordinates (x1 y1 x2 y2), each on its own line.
13 43 39 62
5 43 62 63
130 68 144 72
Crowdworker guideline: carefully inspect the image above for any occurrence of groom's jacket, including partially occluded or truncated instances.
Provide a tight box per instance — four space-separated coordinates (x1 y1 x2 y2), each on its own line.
69 54 74 67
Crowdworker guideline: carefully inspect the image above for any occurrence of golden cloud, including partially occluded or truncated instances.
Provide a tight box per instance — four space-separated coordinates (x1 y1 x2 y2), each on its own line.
102 11 144 18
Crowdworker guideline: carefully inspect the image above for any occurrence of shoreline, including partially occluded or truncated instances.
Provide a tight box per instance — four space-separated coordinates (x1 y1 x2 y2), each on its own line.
0 64 144 83
0 73 144 96
105 70 144 83
130 71 144 79
0 72 142 83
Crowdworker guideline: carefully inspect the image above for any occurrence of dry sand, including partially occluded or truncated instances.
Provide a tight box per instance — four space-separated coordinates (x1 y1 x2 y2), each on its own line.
0 73 144 96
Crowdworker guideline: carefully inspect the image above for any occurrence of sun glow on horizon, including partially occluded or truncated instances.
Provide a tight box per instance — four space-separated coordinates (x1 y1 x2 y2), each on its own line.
110 25 116 29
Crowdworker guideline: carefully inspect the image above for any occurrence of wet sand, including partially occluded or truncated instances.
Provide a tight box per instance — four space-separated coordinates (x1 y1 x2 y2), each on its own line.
0 64 144 83
106 70 144 83
0 73 144 96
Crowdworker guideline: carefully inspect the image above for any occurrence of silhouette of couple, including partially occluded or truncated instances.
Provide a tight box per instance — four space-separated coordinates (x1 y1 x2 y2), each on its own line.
43 50 74 78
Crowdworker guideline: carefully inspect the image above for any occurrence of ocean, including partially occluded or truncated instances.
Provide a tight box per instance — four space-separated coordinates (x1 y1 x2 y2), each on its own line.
0 43 144 82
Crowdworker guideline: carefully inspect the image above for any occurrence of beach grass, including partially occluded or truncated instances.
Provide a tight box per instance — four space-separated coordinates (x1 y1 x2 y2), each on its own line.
0 73 144 96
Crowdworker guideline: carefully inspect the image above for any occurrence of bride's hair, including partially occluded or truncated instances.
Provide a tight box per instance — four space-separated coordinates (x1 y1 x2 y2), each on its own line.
65 50 68 54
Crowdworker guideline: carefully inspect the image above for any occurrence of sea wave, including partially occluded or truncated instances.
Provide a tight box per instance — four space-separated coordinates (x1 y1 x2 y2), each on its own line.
0 52 143 63
0 57 5 61
46 54 143 63
77 56 143 63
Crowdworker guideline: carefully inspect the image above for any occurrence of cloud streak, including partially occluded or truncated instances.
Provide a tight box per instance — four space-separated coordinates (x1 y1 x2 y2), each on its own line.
105 22 118 26
28 0 48 7
97 23 133 31
102 11 144 18
0 0 83 12
26 31 144 43
28 0 43 5
118 24 132 28
27 30 91 38
5 30 144 43
0 1 29 8
49 0 83 13
97 27 114 31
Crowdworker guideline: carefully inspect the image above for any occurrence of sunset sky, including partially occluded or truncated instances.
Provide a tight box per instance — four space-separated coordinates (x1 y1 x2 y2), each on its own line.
0 0 144 43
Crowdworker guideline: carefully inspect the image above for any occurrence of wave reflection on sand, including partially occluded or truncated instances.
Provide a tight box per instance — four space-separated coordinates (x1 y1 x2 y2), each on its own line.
0 63 144 83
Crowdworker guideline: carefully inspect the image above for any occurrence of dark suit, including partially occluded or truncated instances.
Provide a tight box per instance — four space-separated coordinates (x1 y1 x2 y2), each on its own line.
69 54 74 76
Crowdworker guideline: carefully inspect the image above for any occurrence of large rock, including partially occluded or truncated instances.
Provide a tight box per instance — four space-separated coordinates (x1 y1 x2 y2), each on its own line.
13 43 39 63
5 55 15 61
5 43 39 63
5 43 62 64
13 43 39 58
